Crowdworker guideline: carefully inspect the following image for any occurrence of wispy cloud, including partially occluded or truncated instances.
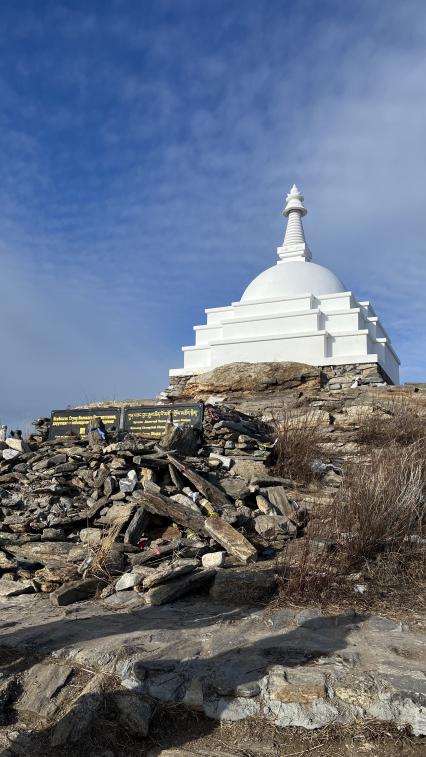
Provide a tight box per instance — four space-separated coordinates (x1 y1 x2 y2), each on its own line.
0 0 425 427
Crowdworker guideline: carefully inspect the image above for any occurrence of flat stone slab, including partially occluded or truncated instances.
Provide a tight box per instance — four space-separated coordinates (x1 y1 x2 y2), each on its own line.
0 593 425 734
210 567 276 603
0 578 34 597
17 661 74 721
204 516 257 563
144 568 216 606
50 577 101 606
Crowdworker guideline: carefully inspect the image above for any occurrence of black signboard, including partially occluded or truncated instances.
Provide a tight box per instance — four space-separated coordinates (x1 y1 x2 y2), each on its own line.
49 408 121 440
123 403 203 439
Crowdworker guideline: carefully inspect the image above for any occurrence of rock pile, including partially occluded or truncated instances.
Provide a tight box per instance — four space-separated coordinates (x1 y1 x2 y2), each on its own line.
28 416 51 446
0 404 306 606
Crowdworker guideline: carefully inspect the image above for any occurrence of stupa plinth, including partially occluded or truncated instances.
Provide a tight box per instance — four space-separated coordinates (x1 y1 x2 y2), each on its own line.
170 185 400 384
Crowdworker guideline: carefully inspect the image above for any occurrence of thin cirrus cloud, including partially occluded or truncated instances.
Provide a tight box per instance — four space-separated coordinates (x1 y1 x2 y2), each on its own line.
0 0 425 430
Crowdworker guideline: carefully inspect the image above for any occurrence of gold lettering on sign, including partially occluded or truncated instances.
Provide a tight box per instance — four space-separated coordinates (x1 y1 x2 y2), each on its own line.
124 404 202 439
50 409 120 439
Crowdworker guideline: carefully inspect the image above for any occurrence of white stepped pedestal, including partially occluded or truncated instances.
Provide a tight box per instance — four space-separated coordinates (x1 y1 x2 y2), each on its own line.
170 185 400 385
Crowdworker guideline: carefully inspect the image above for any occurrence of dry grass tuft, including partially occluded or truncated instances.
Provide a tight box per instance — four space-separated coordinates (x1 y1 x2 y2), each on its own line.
274 516 344 606
356 399 426 448
275 441 426 612
89 521 122 580
272 407 326 484
332 441 425 567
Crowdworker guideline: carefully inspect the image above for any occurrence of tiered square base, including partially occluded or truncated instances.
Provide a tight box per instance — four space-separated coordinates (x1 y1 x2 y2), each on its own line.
170 291 400 385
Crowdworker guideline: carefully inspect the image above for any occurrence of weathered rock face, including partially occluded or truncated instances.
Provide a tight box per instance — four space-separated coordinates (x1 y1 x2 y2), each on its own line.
166 360 399 404
1 597 425 740
16 661 74 722
51 674 107 746
167 362 322 401
112 691 152 736
144 568 216 606
210 566 276 603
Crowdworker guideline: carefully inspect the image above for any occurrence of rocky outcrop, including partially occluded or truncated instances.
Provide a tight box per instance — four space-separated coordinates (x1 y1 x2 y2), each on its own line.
167 362 322 401
166 361 398 403
1 598 425 743
1 362 425 749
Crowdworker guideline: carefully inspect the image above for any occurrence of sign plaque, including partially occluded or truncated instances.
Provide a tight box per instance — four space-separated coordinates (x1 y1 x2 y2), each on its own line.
123 403 203 439
49 408 121 440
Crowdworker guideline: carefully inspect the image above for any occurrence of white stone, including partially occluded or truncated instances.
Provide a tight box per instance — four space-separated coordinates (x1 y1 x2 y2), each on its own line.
6 438 30 453
119 469 138 493
170 492 201 513
2 449 20 460
170 185 400 385
209 452 233 470
201 551 225 568
115 572 143 592
354 584 367 594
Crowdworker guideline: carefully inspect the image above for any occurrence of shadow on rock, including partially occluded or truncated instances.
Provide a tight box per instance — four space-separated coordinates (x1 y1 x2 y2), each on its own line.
0 608 365 756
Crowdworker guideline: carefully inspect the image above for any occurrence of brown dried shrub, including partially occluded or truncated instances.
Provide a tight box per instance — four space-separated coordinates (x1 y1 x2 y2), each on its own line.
275 441 426 609
89 521 122 580
356 399 426 448
332 441 425 568
274 528 338 604
272 407 326 484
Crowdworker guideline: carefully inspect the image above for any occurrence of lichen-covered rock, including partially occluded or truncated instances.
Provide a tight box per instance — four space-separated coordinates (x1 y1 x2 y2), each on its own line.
210 566 276 603
169 362 321 400
113 692 152 736
51 674 107 746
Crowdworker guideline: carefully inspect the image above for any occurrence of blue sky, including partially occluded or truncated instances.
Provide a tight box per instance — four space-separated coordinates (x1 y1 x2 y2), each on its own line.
0 0 425 430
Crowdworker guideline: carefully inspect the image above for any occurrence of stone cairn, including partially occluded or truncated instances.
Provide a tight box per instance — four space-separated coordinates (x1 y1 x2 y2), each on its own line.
0 404 307 607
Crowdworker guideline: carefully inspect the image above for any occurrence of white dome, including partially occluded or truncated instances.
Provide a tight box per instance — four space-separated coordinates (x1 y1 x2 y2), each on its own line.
241 261 346 302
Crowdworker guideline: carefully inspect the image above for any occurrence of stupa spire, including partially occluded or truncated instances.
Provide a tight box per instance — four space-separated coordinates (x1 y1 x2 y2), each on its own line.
277 184 312 262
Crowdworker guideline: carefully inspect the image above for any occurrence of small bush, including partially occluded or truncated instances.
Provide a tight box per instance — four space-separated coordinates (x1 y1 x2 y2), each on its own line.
332 441 425 568
274 441 426 610
275 531 338 603
272 408 326 484
356 399 426 448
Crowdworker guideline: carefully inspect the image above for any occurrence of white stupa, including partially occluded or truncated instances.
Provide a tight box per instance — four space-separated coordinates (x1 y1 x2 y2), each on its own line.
170 185 400 384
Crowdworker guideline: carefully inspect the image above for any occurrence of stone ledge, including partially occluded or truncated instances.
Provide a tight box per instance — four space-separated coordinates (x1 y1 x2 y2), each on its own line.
1 595 425 736
165 361 395 403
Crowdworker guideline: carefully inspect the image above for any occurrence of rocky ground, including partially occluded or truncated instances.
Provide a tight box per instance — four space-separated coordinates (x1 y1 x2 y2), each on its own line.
0 362 425 754
0 402 305 605
0 593 425 755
